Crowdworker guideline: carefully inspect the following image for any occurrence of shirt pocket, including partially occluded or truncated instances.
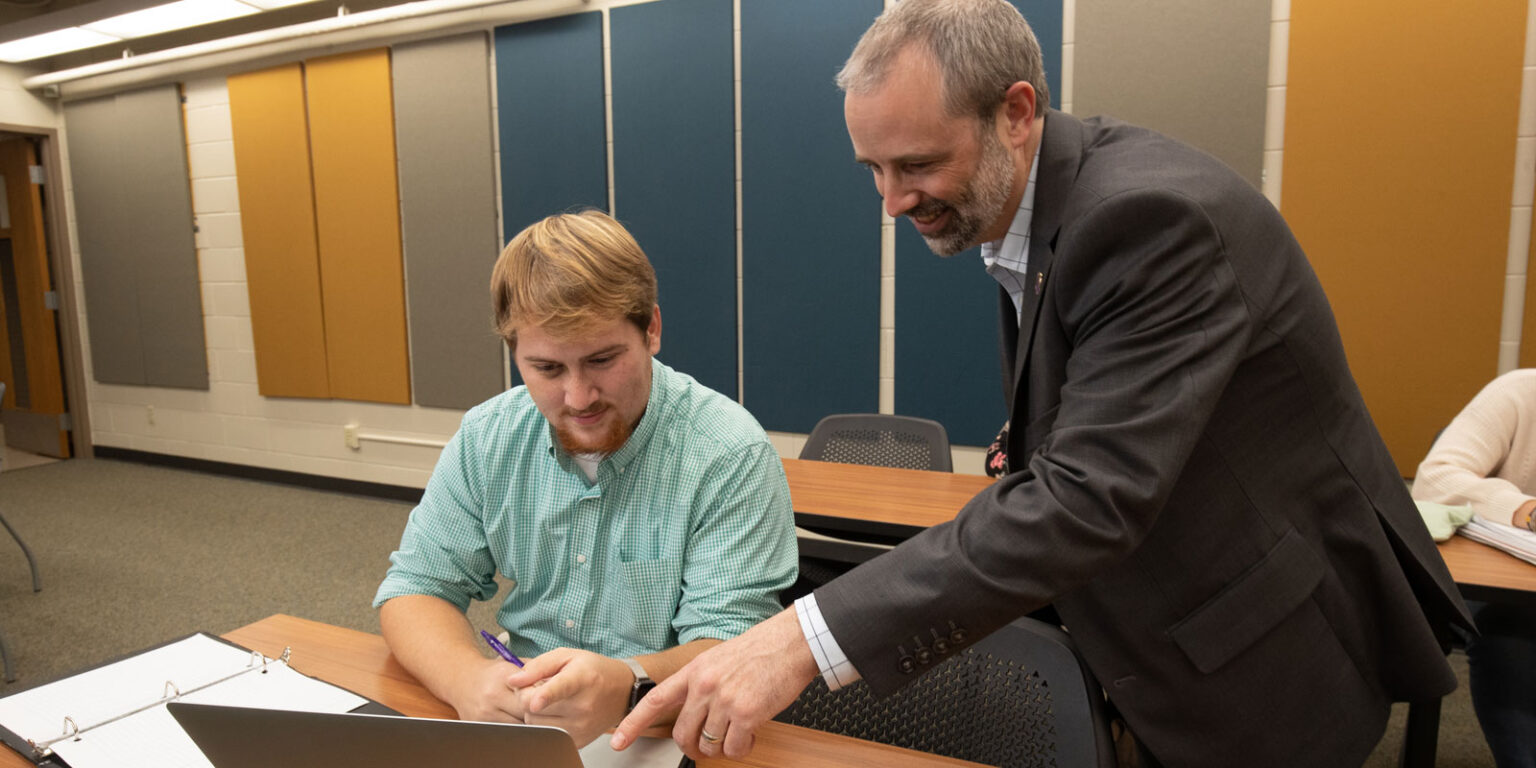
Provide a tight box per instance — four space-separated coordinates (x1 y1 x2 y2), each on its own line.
616 556 683 650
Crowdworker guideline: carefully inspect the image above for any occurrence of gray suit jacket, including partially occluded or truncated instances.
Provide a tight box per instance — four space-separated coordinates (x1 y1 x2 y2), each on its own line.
815 110 1473 768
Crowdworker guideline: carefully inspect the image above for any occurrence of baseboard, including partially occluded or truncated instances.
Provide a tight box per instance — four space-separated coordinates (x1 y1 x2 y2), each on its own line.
92 447 424 504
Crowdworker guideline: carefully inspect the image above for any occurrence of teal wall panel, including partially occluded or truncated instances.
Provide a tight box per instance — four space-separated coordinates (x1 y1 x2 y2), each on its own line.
494 11 607 387
611 0 736 397
494 12 608 237
741 0 883 432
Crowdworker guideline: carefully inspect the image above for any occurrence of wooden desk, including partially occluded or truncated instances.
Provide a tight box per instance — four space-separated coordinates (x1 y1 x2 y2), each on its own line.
783 458 992 540
1437 534 1536 608
0 614 967 768
783 458 1534 610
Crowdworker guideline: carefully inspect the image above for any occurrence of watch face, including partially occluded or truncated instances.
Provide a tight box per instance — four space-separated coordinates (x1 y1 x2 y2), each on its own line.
630 680 657 709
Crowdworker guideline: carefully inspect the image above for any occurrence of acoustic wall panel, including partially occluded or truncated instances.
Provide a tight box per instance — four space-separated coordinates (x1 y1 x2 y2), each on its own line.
66 85 207 389
1284 0 1524 472
306 49 412 405
611 0 736 397
1072 0 1269 188
228 63 331 399
495 12 608 237
393 34 504 409
893 0 1063 448
64 95 142 386
742 0 883 432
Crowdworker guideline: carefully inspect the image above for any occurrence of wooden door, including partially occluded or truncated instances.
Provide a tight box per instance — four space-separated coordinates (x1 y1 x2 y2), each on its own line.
0 136 69 458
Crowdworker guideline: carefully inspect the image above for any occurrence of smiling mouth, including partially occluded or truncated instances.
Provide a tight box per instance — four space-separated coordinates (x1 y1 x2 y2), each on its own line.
909 207 950 234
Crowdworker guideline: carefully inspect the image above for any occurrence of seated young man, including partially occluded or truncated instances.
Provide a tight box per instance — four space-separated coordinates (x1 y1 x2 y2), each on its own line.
374 210 797 746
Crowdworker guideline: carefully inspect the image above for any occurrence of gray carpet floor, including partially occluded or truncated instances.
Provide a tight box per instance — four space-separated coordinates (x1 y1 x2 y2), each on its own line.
0 458 1498 765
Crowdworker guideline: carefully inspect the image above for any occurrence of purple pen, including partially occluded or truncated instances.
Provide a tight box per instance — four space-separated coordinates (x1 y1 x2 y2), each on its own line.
480 630 525 667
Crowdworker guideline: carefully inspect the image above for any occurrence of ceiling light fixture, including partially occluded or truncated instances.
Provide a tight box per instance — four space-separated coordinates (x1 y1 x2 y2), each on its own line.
0 0 325 63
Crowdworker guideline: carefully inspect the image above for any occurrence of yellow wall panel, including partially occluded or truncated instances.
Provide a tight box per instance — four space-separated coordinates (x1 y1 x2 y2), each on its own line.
305 49 411 405
1283 0 1524 473
228 63 331 399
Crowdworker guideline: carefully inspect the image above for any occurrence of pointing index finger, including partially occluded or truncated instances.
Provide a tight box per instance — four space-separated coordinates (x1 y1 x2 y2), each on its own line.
611 675 683 750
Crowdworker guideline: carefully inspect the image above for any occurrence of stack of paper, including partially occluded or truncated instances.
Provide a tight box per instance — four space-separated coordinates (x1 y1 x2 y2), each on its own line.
1459 514 1536 566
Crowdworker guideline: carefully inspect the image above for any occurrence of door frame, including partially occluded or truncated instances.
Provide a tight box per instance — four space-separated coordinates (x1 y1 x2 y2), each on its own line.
0 121 91 459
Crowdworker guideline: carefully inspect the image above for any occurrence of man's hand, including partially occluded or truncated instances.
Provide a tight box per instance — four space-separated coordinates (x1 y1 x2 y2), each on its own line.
609 609 818 760
507 648 633 747
445 656 530 724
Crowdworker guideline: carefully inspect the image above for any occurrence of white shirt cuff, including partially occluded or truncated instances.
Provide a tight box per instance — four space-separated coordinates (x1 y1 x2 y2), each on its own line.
793 593 862 690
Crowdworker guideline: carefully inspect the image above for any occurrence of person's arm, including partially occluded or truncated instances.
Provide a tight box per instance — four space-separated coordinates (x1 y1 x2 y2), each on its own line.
617 187 1256 759
1411 375 1536 526
672 442 800 646
506 638 719 746
379 594 528 723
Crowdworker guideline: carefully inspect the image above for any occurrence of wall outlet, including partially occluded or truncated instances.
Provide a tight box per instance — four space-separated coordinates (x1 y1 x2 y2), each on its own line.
146 405 155 425
344 423 360 450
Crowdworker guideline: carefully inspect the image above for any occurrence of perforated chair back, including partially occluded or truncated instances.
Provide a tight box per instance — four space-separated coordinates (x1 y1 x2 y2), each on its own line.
799 414 952 472
774 616 1115 768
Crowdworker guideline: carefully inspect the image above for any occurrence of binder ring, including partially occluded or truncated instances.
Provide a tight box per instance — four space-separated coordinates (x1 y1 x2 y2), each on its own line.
163 680 181 699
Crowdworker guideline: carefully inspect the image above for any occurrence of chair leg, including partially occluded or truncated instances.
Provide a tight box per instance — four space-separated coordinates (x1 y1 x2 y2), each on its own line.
0 512 39 592
1398 698 1441 768
0 626 13 683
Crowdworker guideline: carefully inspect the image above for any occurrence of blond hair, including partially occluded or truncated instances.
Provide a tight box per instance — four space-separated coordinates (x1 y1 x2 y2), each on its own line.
491 210 657 346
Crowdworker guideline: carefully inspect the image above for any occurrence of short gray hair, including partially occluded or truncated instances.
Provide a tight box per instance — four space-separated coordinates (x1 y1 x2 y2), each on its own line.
836 0 1050 122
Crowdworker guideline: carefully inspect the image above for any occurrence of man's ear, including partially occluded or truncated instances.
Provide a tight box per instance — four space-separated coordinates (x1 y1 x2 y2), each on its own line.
1001 81 1037 148
646 305 662 355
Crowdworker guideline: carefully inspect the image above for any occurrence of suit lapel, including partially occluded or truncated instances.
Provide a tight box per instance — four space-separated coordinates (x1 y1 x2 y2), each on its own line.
1010 110 1083 393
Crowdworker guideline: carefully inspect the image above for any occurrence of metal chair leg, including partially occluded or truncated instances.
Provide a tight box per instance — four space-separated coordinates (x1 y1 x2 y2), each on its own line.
0 512 39 592
0 626 13 683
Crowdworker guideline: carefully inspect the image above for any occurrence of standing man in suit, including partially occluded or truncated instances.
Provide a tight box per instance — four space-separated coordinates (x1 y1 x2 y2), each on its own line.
614 1 1472 765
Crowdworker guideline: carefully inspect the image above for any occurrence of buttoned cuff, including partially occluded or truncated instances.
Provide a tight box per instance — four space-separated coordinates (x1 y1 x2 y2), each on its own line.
794 593 861 690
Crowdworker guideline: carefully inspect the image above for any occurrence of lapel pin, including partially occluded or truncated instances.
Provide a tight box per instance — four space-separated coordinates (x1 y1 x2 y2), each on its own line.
1034 272 1044 295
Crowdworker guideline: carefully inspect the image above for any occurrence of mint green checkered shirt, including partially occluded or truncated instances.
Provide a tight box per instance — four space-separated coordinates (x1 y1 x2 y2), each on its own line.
374 359 797 659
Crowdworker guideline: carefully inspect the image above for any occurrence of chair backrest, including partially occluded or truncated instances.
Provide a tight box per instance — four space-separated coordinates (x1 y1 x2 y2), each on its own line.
774 616 1115 768
799 414 952 472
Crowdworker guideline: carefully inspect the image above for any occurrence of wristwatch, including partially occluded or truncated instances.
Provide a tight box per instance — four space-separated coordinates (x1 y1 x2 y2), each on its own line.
620 657 655 712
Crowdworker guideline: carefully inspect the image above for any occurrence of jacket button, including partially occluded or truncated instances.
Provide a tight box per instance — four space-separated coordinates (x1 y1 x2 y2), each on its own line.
950 628 967 645
898 656 916 674
933 638 950 654
915 648 932 665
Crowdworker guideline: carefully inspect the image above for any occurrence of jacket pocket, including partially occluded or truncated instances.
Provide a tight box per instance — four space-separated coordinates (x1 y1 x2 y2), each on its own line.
1167 528 1325 674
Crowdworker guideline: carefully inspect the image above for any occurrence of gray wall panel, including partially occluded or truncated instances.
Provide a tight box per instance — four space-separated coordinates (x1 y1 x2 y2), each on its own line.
1072 0 1269 188
119 86 208 389
393 33 505 409
65 94 146 385
67 85 208 389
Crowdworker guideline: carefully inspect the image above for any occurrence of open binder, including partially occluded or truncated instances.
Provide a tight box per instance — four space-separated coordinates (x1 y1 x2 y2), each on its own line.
0 632 395 768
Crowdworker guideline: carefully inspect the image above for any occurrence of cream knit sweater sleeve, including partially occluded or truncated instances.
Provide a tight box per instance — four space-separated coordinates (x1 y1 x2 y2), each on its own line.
1411 369 1536 526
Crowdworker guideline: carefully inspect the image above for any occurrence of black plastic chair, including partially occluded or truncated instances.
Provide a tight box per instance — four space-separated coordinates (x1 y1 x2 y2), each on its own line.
775 615 1116 768
783 414 954 606
0 382 41 683
799 413 952 472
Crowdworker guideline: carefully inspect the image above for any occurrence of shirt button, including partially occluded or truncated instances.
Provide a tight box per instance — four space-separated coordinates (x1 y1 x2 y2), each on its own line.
565 619 575 629
576 555 587 564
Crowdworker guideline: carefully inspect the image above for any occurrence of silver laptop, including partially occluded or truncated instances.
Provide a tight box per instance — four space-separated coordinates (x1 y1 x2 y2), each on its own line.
167 702 585 768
